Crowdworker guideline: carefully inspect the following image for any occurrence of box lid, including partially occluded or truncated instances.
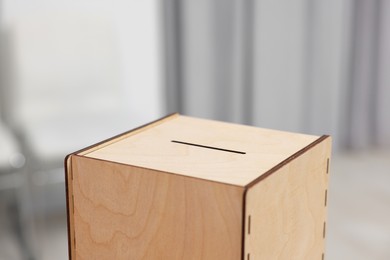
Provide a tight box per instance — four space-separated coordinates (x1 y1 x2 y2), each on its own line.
79 114 321 187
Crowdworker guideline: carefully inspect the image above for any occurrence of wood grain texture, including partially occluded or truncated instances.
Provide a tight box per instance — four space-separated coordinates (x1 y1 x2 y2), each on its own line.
70 155 244 260
244 137 331 260
66 115 331 260
85 115 318 186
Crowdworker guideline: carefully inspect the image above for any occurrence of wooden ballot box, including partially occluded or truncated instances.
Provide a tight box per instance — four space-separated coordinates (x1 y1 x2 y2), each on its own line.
65 114 331 259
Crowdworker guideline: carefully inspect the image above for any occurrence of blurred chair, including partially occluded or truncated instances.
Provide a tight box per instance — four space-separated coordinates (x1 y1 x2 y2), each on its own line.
6 13 134 166
1 12 138 259
0 122 24 181
0 119 31 259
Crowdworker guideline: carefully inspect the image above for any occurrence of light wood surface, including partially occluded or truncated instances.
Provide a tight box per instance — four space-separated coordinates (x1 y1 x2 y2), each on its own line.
244 137 331 259
85 115 318 187
69 155 244 260
66 114 331 259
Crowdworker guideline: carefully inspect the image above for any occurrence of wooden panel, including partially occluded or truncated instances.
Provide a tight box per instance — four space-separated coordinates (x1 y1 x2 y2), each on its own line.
85 115 318 186
244 137 331 259
70 155 244 260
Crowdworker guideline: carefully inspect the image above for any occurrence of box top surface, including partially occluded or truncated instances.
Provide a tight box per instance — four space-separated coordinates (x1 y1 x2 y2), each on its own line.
80 114 320 187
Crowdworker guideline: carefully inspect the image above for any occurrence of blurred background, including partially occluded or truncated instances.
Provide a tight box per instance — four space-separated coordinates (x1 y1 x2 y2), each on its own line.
0 0 389 259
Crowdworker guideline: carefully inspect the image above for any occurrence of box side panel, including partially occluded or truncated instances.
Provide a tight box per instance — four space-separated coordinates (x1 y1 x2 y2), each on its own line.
71 156 244 259
244 137 331 260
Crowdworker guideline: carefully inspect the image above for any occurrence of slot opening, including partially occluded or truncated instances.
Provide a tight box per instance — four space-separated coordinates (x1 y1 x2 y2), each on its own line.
171 140 246 154
248 215 251 234
325 190 328 206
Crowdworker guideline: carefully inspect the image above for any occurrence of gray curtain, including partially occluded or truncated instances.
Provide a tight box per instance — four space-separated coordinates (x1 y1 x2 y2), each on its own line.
163 0 390 150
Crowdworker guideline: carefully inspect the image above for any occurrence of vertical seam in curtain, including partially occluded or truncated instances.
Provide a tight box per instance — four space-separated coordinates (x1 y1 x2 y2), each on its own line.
163 0 184 114
346 0 382 148
242 0 255 125
303 0 314 133
344 1 358 149
371 0 383 146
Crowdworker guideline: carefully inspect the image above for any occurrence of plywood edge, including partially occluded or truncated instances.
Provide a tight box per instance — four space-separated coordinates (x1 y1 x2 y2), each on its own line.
241 188 249 260
245 135 331 189
64 154 75 260
76 113 179 156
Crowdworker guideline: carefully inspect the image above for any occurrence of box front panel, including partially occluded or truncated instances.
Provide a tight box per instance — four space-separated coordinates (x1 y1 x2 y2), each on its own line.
244 137 331 259
69 156 244 259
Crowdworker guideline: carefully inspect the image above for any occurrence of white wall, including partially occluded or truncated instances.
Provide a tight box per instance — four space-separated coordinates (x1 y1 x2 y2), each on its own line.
1 0 165 124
